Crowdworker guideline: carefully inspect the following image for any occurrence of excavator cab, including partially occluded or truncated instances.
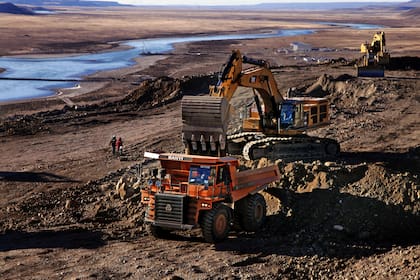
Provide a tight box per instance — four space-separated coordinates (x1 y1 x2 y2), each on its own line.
242 97 329 133
279 102 295 128
242 100 301 132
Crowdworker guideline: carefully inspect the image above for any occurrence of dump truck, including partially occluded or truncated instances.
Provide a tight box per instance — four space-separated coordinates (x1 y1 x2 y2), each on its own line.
140 151 280 242
182 49 339 161
356 31 390 77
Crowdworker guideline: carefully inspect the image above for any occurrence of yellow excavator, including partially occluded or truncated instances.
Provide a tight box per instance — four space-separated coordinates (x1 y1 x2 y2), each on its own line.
181 50 339 161
356 31 390 77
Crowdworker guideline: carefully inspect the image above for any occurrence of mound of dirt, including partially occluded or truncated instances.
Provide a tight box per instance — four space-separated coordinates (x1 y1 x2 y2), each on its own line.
1 164 146 241
297 72 419 155
123 76 182 109
236 156 419 259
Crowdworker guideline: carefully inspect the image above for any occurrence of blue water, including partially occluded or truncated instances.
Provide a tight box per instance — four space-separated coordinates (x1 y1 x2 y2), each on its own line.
0 23 382 102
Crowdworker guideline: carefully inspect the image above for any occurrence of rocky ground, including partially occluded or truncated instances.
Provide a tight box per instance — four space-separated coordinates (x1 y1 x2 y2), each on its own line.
0 61 418 278
0 8 419 280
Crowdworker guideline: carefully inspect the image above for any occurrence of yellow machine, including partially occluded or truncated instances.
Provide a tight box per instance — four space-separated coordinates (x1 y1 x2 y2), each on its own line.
356 31 390 77
181 50 339 161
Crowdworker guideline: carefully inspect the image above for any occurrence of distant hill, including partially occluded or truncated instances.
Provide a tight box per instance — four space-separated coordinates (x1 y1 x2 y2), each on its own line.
2 1 418 10
252 2 399 11
404 6 420 16
7 0 124 7
401 0 420 8
139 1 417 11
0 2 35 14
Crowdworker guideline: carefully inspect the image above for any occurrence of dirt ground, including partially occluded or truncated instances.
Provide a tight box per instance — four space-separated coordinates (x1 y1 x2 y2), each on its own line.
0 7 419 280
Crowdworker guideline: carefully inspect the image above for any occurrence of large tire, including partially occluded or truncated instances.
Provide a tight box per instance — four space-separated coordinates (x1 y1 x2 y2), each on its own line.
233 198 247 231
146 224 170 239
201 204 232 243
239 193 267 232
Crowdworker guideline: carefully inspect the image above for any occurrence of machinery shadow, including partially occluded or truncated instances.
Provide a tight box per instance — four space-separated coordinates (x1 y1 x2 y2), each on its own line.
0 171 80 183
339 149 420 174
0 229 105 252
215 188 420 259
388 56 420 70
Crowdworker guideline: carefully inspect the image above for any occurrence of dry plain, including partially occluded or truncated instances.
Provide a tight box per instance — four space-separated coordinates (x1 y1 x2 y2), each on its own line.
0 6 419 279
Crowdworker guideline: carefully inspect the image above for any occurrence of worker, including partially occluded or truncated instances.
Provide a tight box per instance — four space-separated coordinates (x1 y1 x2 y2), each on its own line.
110 135 117 155
116 137 123 156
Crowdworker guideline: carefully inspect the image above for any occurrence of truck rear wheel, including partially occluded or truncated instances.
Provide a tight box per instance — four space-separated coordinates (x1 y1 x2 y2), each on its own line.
201 204 232 243
240 193 267 232
233 198 247 230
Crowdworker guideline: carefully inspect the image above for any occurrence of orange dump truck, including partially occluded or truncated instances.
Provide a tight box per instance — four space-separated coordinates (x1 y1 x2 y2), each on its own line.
140 152 280 242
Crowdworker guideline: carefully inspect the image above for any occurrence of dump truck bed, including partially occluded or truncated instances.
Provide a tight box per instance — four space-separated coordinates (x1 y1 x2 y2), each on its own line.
231 165 280 201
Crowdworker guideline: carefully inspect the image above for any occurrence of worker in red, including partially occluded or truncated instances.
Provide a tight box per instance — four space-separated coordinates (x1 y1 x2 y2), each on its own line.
116 137 123 156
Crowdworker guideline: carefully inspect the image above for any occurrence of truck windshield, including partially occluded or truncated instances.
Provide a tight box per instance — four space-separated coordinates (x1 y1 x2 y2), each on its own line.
189 166 213 186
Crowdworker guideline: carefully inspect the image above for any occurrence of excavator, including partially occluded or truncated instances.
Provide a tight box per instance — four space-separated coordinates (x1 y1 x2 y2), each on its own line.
181 49 339 161
356 31 390 77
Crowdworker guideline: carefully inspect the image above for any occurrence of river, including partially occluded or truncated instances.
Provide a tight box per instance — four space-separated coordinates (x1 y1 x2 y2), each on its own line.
0 23 382 102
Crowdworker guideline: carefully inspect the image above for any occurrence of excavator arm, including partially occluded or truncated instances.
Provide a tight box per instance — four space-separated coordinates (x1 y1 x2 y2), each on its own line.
209 50 284 112
182 50 284 156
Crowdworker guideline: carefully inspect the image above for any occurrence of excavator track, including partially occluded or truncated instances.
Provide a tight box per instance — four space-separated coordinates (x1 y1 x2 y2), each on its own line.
227 132 265 141
227 132 264 154
242 136 340 161
357 65 385 77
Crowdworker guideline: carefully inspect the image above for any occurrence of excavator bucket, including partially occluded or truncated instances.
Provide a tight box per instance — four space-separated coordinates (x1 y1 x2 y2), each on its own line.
357 66 385 77
181 96 230 156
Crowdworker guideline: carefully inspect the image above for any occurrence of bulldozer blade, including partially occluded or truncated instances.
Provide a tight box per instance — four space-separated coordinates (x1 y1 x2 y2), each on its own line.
181 96 230 155
357 66 385 77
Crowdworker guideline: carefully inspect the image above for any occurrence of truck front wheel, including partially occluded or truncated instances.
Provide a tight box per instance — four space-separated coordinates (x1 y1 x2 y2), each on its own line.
201 204 232 243
240 193 267 232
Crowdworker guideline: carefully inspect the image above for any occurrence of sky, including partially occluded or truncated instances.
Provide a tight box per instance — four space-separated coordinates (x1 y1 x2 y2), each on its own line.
110 0 408 6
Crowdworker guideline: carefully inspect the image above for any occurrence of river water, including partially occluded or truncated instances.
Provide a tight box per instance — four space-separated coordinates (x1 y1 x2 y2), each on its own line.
0 23 381 102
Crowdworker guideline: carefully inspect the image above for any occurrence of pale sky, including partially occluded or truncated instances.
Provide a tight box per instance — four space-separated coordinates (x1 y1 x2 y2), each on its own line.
111 0 408 6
